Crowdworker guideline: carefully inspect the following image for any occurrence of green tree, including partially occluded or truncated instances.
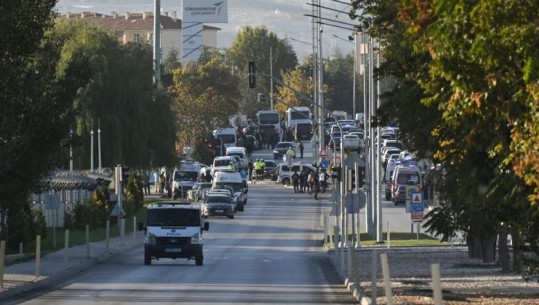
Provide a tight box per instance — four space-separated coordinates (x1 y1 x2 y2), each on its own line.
275 68 313 115
0 1 82 239
50 19 177 170
169 57 241 152
227 26 298 118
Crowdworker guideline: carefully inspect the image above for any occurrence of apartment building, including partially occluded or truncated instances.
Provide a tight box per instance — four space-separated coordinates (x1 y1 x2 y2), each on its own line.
62 11 220 61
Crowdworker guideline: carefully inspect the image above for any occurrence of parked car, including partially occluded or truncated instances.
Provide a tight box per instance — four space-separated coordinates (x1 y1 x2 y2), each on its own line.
276 162 317 185
187 182 212 202
273 141 295 159
263 160 277 178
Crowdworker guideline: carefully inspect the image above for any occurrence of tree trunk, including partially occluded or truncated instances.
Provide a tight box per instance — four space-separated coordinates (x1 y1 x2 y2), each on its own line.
497 223 511 272
511 226 523 273
467 233 497 263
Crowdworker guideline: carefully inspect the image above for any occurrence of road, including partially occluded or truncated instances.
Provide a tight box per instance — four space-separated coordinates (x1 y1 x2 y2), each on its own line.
5 148 358 305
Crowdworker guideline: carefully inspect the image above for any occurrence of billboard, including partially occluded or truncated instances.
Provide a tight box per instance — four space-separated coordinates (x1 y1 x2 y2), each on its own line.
183 0 228 23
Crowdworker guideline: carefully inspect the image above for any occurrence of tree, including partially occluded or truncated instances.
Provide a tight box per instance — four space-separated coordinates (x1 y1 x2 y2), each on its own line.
274 68 313 115
169 57 241 153
349 0 539 271
227 26 298 118
0 1 82 239
50 19 177 170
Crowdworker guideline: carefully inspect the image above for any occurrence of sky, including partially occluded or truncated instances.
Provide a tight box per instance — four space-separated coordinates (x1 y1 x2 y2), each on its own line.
54 0 356 60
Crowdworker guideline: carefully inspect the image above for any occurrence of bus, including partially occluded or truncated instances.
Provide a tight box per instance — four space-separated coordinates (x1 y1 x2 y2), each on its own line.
256 110 281 135
285 106 311 129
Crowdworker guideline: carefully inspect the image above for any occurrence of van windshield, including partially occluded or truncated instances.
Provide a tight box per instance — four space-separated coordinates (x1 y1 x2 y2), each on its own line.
217 134 235 144
397 173 420 185
147 209 200 227
214 159 232 167
215 182 243 192
174 171 198 181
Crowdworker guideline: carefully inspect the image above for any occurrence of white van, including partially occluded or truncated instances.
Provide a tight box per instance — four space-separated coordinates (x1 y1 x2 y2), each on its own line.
225 147 247 168
212 171 248 210
139 202 209 266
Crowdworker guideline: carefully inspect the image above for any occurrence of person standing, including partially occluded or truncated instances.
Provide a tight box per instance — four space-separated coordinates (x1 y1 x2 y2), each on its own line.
159 172 166 193
292 171 300 193
319 169 327 193
299 170 306 193
144 172 151 195
247 159 253 181
313 172 321 200
299 142 304 158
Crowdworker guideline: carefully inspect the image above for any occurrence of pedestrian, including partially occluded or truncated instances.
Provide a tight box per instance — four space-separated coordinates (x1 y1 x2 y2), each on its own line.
299 142 304 158
292 171 300 193
159 172 166 193
319 169 327 193
314 172 321 200
144 172 151 195
307 172 314 193
299 170 306 193
247 159 253 181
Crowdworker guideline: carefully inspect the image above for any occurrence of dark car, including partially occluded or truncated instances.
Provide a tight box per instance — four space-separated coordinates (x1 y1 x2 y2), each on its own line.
273 141 295 159
263 160 277 178
202 194 235 219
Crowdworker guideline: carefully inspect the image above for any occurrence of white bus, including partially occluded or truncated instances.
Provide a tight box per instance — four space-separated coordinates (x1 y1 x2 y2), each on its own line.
285 106 311 128
256 109 281 135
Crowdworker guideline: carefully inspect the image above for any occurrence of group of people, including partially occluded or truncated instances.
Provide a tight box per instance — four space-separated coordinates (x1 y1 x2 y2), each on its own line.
291 169 328 200
248 159 266 183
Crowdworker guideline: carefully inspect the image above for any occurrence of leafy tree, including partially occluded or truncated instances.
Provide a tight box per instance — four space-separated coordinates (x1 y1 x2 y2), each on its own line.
274 68 313 115
50 19 177 170
169 57 241 152
350 0 539 270
323 52 363 114
0 1 82 239
227 26 298 118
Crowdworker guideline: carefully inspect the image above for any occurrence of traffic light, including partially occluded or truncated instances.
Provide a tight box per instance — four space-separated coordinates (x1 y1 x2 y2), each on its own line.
248 61 256 88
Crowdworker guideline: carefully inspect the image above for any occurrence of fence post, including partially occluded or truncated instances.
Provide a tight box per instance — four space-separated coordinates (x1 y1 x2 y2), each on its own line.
19 242 23 255
431 263 443 305
133 216 137 240
85 225 90 259
106 220 110 253
35 235 41 278
64 229 70 264
0 240 5 288
380 252 393 305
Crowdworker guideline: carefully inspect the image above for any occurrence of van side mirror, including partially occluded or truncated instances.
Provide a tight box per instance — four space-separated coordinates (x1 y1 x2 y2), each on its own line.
203 222 210 231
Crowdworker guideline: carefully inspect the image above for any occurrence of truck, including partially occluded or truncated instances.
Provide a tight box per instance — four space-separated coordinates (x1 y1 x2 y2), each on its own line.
139 202 209 266
285 106 311 129
256 109 281 135
172 159 203 199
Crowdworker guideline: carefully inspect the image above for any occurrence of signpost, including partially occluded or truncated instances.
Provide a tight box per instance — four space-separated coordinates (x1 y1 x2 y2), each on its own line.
408 191 424 239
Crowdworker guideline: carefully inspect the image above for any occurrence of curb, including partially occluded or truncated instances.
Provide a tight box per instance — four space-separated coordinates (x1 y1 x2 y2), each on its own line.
0 240 141 301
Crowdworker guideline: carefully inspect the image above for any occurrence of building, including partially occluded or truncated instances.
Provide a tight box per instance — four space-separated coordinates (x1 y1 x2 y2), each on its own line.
62 11 220 61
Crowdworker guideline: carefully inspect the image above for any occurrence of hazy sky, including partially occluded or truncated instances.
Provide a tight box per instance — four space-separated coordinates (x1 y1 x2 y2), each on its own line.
55 0 356 60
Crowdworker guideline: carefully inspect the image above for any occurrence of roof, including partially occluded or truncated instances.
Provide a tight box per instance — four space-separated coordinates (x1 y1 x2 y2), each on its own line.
62 11 182 31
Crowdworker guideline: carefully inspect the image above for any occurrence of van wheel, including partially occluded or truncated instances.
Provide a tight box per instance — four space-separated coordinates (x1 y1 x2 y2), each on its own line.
239 205 244 212
282 178 290 185
228 215 234 219
144 253 151 265
196 256 203 266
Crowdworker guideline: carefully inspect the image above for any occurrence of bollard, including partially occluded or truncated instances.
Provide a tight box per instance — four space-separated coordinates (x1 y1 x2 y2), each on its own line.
86 225 90 259
133 216 137 240
35 235 41 278
347 243 353 280
64 229 70 264
387 221 391 249
0 240 5 288
371 250 377 305
19 242 23 255
431 263 443 305
323 215 328 247
106 220 110 253
380 252 393 305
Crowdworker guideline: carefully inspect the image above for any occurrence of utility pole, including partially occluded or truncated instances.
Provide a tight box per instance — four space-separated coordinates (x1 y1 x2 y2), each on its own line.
153 0 161 87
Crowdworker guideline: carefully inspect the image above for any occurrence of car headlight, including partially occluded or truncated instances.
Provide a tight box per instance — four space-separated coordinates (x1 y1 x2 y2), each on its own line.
273 150 278 154
191 232 203 244
145 233 157 245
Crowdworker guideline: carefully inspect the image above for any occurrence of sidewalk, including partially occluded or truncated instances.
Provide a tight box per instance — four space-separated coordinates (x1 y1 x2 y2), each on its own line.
0 233 141 300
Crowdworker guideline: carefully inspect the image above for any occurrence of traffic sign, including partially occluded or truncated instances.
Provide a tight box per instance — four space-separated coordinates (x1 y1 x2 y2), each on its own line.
411 211 423 222
411 191 423 204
